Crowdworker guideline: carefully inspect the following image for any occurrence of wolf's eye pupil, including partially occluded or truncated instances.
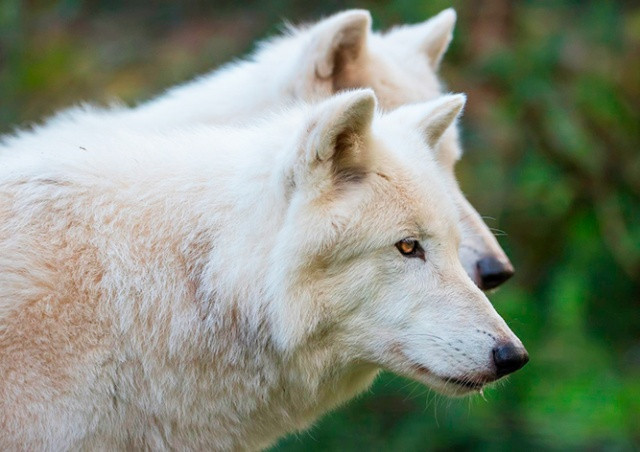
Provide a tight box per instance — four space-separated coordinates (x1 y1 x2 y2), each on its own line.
395 239 424 260
397 240 416 255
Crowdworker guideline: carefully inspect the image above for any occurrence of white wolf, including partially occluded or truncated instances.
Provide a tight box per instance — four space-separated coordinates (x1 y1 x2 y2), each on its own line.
0 89 528 450
131 8 516 290
9 9 514 290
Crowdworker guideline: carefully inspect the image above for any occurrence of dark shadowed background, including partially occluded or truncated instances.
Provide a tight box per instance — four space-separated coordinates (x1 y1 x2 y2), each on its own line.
1 0 639 449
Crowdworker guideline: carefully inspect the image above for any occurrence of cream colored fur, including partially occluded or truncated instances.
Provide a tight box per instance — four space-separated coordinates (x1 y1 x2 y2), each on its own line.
0 90 524 450
2 9 511 287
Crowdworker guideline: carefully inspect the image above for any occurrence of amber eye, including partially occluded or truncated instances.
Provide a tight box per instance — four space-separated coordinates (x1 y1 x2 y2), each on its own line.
395 239 425 260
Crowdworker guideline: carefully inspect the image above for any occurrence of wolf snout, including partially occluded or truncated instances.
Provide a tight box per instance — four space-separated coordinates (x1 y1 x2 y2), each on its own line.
492 342 529 378
476 255 515 290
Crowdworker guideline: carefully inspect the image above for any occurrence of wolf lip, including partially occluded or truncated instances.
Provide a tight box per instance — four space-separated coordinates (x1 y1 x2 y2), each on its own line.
442 376 485 390
409 362 486 391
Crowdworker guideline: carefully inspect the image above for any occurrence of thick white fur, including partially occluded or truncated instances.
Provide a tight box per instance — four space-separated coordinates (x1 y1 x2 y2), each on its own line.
0 90 524 449
2 9 510 286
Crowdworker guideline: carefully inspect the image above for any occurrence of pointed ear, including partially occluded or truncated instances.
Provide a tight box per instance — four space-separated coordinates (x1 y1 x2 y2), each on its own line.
419 94 465 148
384 8 456 70
294 89 376 187
421 8 457 69
309 10 371 79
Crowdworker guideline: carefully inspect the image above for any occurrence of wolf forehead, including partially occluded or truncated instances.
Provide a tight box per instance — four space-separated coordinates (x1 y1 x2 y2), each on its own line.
290 139 461 261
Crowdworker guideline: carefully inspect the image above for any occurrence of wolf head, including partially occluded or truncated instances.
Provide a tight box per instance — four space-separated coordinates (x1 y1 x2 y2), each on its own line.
283 9 514 290
267 90 527 396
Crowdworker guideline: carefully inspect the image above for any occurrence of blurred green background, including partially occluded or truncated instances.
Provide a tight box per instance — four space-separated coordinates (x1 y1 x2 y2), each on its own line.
1 0 639 450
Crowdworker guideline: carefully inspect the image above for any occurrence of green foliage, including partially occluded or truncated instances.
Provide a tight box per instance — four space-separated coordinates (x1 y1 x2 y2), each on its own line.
1 0 638 449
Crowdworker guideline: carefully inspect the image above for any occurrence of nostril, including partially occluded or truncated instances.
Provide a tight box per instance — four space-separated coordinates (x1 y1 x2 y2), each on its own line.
492 343 529 378
476 256 515 290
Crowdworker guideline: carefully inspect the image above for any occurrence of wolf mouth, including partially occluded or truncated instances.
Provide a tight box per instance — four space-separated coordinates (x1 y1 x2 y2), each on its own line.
442 376 485 390
409 361 487 391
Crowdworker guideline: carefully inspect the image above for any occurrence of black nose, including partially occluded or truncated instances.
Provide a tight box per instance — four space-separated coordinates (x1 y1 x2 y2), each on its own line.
493 342 529 378
476 256 514 290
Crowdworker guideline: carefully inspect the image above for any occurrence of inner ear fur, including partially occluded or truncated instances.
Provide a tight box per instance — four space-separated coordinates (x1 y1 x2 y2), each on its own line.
310 10 371 81
295 89 376 188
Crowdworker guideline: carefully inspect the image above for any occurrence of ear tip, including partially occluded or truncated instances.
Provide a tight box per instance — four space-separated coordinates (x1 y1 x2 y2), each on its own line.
442 93 466 112
358 87 376 100
316 88 377 121
439 8 457 24
349 9 373 21
345 88 377 112
451 92 467 104
333 9 372 28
